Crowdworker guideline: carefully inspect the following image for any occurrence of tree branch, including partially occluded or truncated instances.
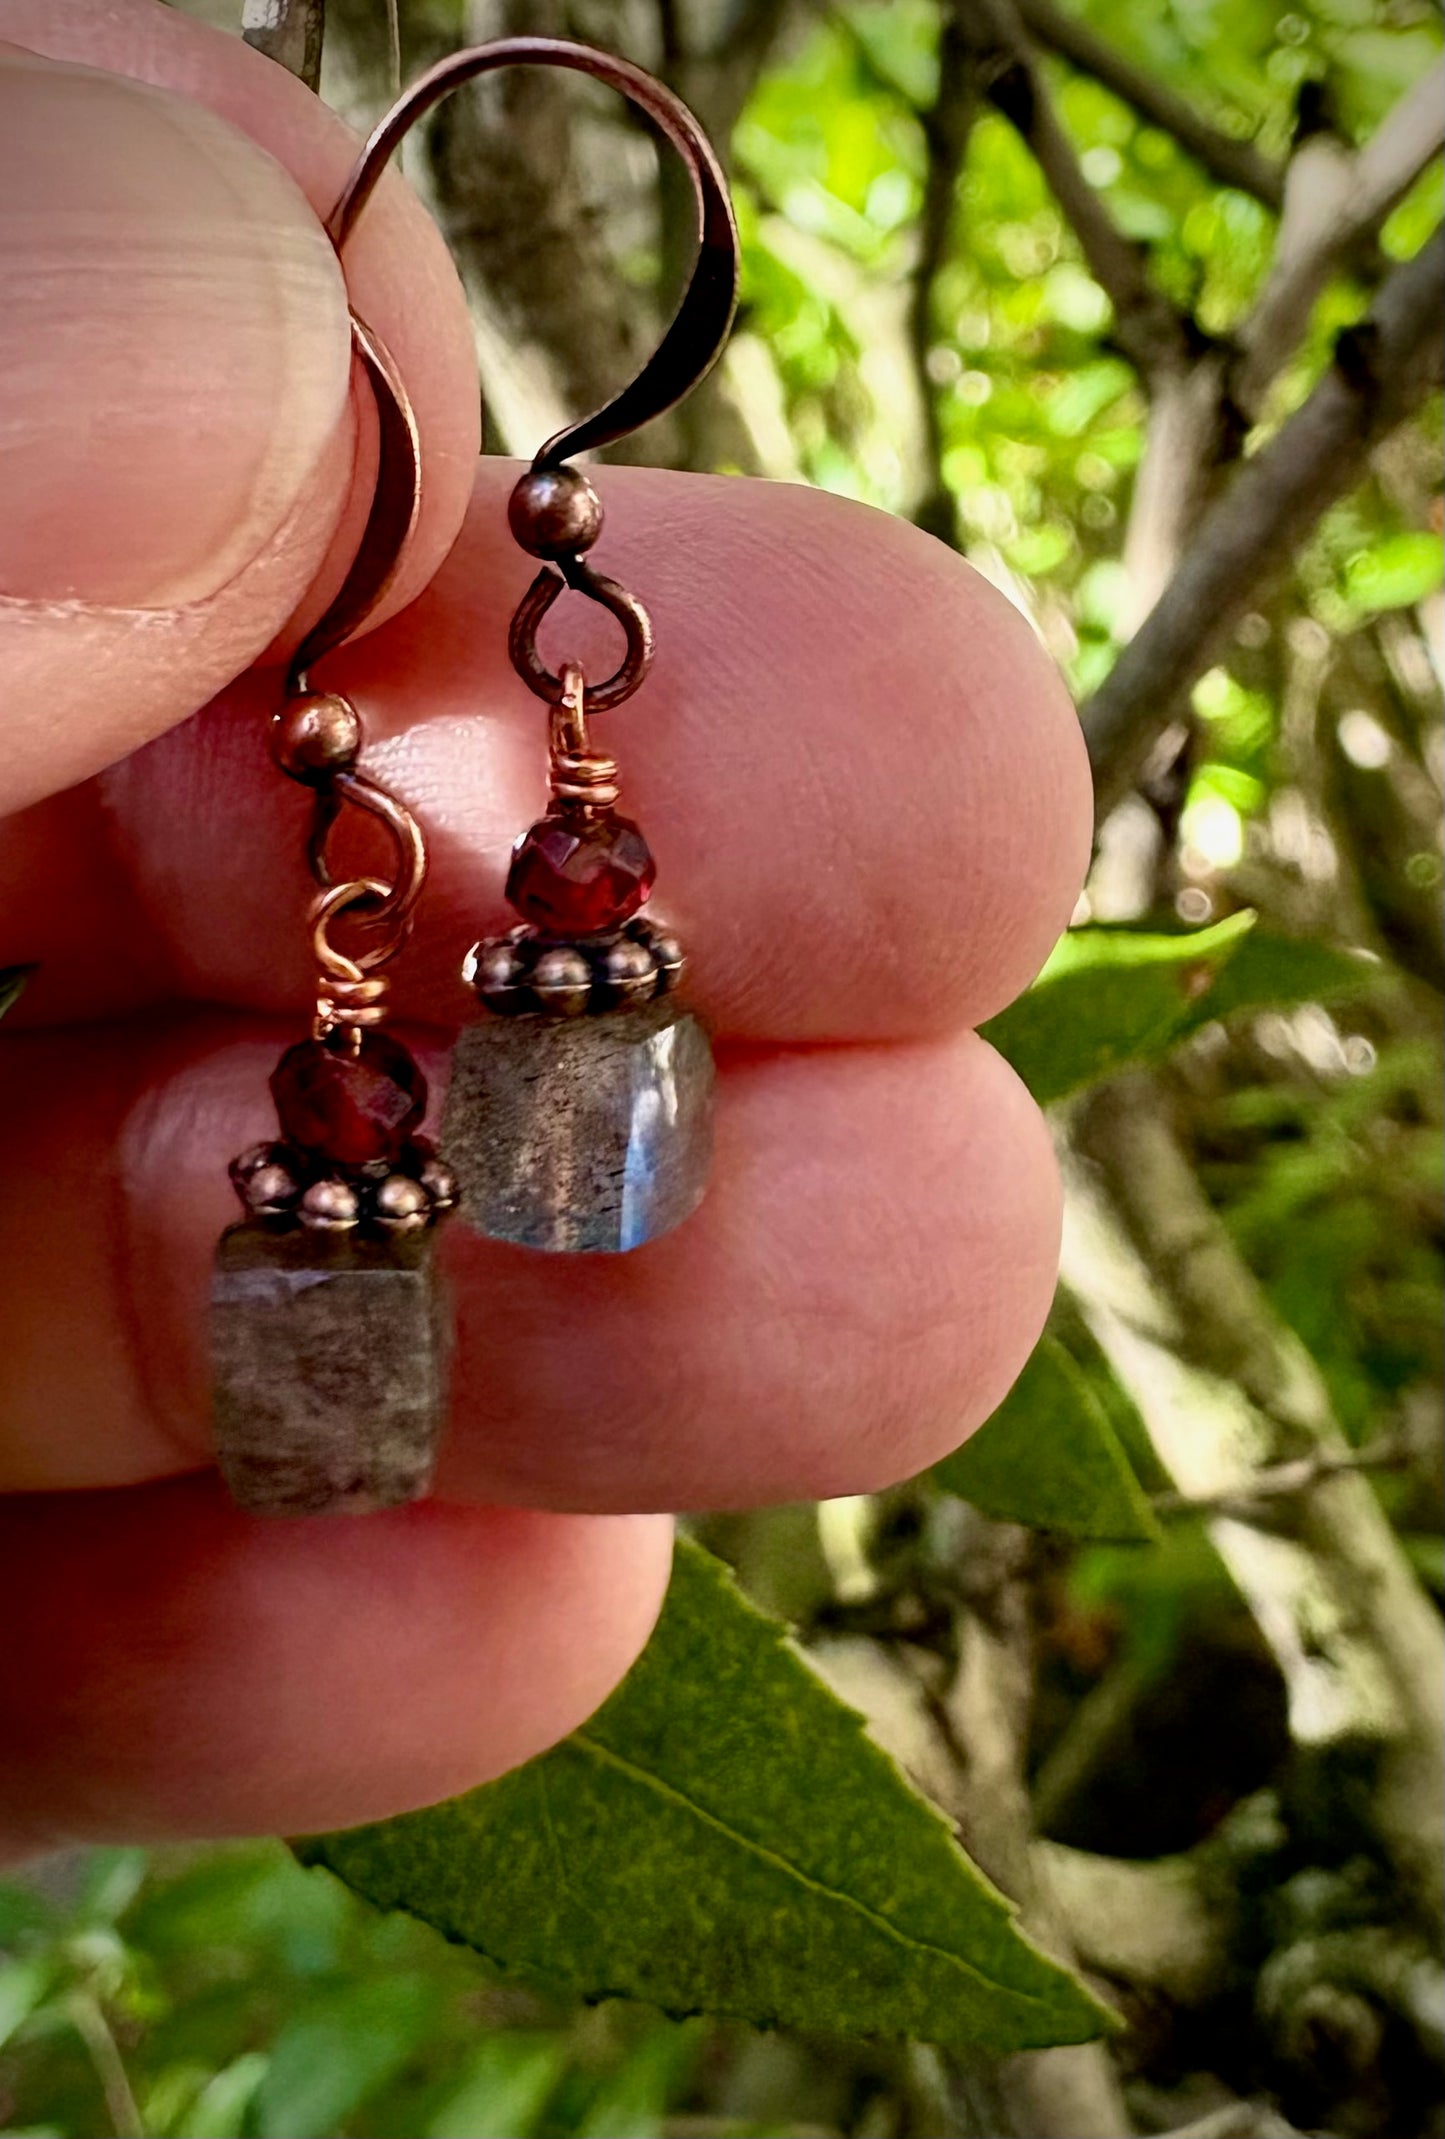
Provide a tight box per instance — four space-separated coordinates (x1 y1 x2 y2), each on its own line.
1014 0 1283 209
1084 226 1445 815
929 1516 1135 2139
241 0 325 90
1062 1074 1445 1932
1235 60 1445 417
909 13 981 540
950 0 1194 386
653 0 796 474
1038 1841 1236 2006
811 1520 1134 2139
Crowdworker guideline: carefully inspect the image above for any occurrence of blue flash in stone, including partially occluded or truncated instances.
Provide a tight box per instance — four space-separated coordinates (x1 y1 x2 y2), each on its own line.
443 998 714 1253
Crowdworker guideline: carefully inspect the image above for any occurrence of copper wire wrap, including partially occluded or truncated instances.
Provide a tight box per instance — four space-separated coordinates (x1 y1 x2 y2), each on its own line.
310 877 410 1044
547 663 622 812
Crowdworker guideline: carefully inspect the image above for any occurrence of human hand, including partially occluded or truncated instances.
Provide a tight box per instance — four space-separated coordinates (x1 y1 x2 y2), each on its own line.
0 0 1090 1856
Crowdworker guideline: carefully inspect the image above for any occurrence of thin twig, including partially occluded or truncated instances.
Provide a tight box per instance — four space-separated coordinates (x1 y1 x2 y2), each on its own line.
66 1993 146 2139
1158 2101 1306 2139
1152 1435 1412 1521
1063 1074 1445 1933
385 0 401 103
1015 0 1283 209
1084 225 1445 814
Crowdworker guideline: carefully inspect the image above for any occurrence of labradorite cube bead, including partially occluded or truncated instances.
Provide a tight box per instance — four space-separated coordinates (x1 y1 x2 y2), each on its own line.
211 1224 449 1515
443 999 715 1253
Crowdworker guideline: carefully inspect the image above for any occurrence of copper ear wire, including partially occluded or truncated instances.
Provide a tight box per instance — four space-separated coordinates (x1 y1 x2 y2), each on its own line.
327 37 739 474
272 36 741 1019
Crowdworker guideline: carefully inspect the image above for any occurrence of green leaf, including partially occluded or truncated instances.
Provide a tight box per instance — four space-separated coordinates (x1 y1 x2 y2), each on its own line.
982 917 1387 1106
0 1958 57 2053
934 1337 1162 1543
1344 531 1443 614
1176 930 1380 1035
425 2034 567 2139
0 966 33 1023
575 2020 703 2139
982 914 1256 1104
298 1542 1108 2053
183 2054 270 2139
252 1977 439 2139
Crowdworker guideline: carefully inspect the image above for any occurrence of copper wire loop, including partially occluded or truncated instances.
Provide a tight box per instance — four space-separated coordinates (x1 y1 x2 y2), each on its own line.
311 877 412 980
306 770 428 926
508 560 655 712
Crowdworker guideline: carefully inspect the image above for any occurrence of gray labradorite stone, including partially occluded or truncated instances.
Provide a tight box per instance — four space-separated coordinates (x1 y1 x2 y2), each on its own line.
211 1225 449 1515
444 999 715 1253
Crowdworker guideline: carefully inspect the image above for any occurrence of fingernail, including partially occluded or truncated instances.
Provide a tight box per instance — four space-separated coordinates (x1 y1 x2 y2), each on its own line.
0 51 350 608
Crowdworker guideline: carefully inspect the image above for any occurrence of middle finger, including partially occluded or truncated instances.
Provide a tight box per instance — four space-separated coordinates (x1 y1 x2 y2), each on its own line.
7 464 1090 1046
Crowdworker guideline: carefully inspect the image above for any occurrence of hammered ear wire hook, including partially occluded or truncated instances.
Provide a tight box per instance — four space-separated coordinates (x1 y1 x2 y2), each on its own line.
280 37 741 938
328 37 740 472
294 36 739 689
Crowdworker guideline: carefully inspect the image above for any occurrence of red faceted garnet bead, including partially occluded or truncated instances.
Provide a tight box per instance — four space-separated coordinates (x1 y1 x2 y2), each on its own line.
271 1029 427 1169
506 810 656 934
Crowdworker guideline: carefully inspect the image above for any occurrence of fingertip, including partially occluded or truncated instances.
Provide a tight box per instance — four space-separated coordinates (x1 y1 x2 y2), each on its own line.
641 476 1095 1032
0 1480 672 1847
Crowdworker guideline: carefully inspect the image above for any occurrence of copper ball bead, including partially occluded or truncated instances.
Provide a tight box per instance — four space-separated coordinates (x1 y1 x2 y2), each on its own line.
508 468 604 559
272 693 362 782
375 1174 430 1230
298 1177 361 1231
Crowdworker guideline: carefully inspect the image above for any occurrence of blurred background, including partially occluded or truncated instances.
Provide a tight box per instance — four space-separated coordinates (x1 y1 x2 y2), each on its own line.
1 1 1441 2135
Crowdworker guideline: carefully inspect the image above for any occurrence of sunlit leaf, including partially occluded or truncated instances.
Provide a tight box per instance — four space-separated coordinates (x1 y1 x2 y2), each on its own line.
298 1542 1109 2053
575 2020 704 2139
426 2035 567 2139
1343 532 1443 614
1180 931 1381 1034
0 1958 58 2053
167 2054 268 2139
982 914 1256 1104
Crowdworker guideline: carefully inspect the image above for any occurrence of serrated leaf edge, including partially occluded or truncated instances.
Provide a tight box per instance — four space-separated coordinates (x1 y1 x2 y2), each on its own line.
297 1544 1111 2048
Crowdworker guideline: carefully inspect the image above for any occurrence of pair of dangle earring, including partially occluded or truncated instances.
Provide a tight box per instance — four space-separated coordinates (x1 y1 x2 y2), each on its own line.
210 39 738 1516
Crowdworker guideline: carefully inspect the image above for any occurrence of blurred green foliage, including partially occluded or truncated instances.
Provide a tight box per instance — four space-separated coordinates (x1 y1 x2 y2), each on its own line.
0 1844 721 2139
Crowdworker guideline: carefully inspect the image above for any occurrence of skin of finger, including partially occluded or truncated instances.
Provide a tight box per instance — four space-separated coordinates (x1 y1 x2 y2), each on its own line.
0 1480 671 1852
13 467 1093 1044
0 2 478 811
0 1017 1060 1508
1 0 477 630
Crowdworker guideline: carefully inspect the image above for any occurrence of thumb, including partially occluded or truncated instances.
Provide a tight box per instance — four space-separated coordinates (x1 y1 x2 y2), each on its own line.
0 46 353 812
